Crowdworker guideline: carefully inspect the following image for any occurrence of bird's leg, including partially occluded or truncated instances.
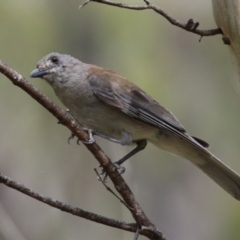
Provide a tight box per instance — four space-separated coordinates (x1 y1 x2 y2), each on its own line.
115 139 147 166
100 140 147 181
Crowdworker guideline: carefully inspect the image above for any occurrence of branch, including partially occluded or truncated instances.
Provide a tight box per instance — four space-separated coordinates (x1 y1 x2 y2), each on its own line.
0 172 136 232
0 60 166 240
79 0 222 37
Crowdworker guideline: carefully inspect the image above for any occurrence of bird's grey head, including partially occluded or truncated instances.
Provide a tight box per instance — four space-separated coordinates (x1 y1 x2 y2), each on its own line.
30 53 84 85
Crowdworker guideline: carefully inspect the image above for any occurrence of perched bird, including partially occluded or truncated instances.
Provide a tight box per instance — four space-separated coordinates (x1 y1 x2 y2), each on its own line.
30 52 240 200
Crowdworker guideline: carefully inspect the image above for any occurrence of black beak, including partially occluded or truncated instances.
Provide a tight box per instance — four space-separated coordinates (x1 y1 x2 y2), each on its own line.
30 68 50 78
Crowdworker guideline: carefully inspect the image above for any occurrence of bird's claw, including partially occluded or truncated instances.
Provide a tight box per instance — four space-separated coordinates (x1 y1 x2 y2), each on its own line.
68 129 95 145
98 162 126 182
67 132 81 145
114 163 126 174
68 132 75 144
82 129 95 144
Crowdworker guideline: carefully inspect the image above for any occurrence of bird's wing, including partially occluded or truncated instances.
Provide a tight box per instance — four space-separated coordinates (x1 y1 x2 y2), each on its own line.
88 71 208 147
88 71 186 130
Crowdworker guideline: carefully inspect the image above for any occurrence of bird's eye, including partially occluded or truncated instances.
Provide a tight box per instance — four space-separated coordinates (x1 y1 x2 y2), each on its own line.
50 56 59 64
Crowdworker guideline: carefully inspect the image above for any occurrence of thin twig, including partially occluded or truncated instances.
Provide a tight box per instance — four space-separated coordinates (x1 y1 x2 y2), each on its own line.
134 226 141 240
79 0 90 9
0 172 136 231
94 168 133 210
79 0 222 37
80 0 149 10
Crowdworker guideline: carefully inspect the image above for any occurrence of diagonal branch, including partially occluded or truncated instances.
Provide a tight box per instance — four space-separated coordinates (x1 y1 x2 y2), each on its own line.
0 60 166 240
79 0 222 37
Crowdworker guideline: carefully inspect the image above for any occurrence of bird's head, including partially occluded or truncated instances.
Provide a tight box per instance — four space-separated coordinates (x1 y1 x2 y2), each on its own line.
30 53 83 85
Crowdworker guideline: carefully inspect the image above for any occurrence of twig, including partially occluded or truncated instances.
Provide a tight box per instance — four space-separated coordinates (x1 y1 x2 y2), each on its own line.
79 0 148 10
79 0 222 37
0 172 136 232
134 226 141 240
94 168 132 210
79 0 90 9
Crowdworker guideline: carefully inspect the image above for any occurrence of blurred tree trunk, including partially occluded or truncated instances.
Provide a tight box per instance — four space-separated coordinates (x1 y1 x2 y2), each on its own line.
212 0 240 81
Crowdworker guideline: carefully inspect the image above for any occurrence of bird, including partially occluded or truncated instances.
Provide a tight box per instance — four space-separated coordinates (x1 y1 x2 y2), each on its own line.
30 52 240 200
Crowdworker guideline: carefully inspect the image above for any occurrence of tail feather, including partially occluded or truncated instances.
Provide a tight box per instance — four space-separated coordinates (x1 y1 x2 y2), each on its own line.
152 133 240 200
196 154 240 200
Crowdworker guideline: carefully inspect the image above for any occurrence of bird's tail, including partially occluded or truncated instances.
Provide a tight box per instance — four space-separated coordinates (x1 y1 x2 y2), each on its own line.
151 134 240 200
194 152 240 200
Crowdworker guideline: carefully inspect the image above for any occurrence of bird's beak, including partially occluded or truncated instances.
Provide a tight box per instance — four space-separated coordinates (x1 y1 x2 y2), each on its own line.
30 68 50 78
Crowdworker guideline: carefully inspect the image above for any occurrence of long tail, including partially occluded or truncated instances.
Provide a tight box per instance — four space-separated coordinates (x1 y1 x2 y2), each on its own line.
152 133 240 200
194 152 240 200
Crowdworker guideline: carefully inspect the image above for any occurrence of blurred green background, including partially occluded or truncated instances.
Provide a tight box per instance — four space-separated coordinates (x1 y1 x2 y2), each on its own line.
1 0 240 240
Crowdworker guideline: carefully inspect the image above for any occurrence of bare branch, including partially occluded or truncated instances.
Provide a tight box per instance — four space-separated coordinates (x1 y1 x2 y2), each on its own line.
0 60 167 240
79 0 222 37
79 0 148 10
0 172 136 232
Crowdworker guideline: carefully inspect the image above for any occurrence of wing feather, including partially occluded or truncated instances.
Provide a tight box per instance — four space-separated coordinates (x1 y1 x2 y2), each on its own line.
88 72 209 148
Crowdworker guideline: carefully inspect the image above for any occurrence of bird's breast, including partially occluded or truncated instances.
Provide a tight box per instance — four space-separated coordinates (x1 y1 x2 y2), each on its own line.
54 83 156 144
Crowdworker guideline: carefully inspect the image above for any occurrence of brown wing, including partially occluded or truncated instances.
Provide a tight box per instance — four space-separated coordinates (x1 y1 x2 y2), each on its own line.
88 72 186 132
88 68 209 148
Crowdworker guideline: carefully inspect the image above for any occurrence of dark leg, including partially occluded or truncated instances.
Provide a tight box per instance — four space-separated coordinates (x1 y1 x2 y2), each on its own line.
115 139 147 166
100 140 147 179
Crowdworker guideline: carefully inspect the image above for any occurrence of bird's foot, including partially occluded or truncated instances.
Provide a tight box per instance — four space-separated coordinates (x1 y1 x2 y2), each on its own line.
98 162 126 182
68 132 75 144
67 132 81 145
82 129 95 144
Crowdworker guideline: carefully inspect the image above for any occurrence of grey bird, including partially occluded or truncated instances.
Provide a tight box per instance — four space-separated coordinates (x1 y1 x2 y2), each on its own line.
30 52 240 200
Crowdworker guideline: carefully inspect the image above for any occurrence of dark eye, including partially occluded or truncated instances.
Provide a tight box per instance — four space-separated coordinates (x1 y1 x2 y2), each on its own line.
50 56 59 64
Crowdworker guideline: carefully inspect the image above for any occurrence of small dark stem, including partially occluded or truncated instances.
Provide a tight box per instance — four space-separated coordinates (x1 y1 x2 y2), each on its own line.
94 168 133 210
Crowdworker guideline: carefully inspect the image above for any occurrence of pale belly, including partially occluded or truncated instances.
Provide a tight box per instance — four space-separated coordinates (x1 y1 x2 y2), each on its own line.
69 102 157 145
55 86 157 145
